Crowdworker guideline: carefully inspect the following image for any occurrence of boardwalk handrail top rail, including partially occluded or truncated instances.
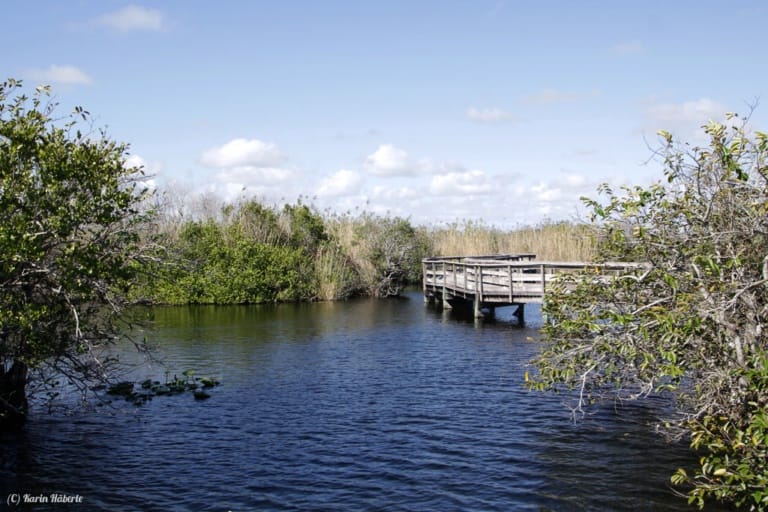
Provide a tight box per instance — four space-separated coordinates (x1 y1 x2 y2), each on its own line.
422 253 536 264
422 254 647 271
422 254 647 316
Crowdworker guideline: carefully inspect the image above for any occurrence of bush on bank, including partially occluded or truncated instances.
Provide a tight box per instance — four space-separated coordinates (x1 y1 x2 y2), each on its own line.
530 118 768 511
136 200 432 304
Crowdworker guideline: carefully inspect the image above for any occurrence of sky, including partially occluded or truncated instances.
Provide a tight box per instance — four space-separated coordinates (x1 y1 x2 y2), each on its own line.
4 1 767 227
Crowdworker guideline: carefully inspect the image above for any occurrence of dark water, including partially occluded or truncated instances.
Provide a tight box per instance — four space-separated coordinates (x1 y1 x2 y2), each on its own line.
1 291 717 511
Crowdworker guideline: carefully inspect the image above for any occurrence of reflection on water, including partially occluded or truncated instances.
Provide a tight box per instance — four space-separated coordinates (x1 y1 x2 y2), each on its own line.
0 292 722 511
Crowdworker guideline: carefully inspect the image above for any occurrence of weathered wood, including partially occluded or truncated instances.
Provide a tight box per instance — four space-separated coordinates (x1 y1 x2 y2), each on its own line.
423 254 644 320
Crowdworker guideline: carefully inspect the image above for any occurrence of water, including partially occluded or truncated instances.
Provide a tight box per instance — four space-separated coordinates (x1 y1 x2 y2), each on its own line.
1 291 718 511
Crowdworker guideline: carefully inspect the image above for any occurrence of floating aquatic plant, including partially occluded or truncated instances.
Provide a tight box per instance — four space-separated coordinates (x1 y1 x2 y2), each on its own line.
106 370 221 405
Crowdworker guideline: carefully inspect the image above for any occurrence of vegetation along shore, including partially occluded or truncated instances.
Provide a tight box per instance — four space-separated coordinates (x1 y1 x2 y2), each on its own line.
2 77 767 510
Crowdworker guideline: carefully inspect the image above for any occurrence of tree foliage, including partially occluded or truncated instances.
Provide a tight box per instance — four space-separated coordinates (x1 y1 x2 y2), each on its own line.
0 79 154 427
352 214 430 297
530 116 768 510
141 198 430 303
144 215 315 304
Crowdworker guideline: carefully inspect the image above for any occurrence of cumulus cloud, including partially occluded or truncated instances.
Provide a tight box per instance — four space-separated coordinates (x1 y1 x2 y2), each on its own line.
363 144 463 177
211 166 297 200
124 154 147 169
529 171 591 201
530 182 563 202
429 169 494 196
96 5 163 32
466 107 516 123
504 170 597 222
364 144 411 176
123 154 159 190
27 65 92 85
645 98 730 141
200 138 284 168
317 169 363 197
198 138 296 200
371 185 420 201
417 159 468 176
561 171 587 188
646 98 727 125
124 154 163 174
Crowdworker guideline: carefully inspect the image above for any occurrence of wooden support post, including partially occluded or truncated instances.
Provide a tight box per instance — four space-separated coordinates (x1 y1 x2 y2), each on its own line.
514 303 525 325
442 286 452 309
474 293 483 318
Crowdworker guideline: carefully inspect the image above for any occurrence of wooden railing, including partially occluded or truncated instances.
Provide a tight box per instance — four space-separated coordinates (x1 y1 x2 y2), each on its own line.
422 255 644 316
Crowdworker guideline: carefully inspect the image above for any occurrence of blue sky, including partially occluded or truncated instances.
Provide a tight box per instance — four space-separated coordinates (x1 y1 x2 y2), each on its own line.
4 1 767 226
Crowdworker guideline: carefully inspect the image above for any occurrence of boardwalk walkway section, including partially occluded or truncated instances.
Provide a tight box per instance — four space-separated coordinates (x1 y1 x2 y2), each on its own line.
422 254 643 321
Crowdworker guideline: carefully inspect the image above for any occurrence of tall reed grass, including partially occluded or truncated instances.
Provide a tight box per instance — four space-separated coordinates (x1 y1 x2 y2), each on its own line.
145 187 598 304
427 220 596 262
313 243 361 301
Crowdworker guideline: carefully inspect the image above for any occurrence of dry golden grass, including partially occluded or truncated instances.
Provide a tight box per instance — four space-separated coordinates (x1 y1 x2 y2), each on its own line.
313 243 361 301
427 220 596 262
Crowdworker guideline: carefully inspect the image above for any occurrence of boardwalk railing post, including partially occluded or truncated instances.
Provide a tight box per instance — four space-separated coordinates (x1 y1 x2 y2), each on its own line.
422 255 642 320
442 261 452 309
474 264 483 318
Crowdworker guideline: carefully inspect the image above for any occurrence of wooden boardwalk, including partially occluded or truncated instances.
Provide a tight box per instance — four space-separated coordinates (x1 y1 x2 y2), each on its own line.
422 254 643 321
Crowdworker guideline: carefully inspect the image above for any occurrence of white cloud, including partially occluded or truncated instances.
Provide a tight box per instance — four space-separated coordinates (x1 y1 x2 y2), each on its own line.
122 154 159 191
363 145 464 177
561 172 587 188
124 154 164 173
429 169 494 196
371 185 420 201
611 41 644 56
27 65 92 85
364 144 411 176
198 139 295 201
207 165 297 202
201 138 283 168
417 158 467 176
646 98 727 125
124 154 147 170
96 5 163 32
466 107 516 123
528 171 592 203
644 98 730 141
317 169 362 197
531 182 563 202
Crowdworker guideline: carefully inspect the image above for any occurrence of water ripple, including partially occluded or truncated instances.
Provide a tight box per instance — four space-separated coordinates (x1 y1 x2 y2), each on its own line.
0 296 728 511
